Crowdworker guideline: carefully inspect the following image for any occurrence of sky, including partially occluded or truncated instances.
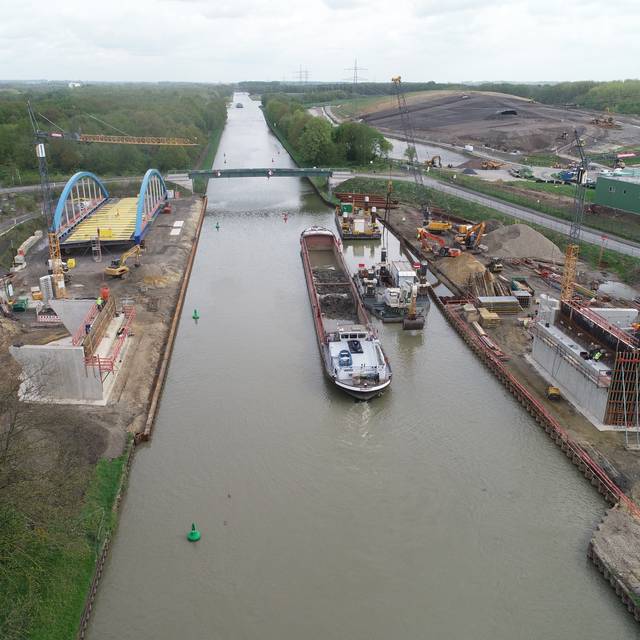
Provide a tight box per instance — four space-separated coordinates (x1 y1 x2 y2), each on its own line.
1 0 639 84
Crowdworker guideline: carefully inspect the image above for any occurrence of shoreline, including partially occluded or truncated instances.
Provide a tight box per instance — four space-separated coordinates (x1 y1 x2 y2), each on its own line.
75 195 208 638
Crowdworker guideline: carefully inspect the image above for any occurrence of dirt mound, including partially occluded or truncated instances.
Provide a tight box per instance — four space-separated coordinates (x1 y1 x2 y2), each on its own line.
483 219 503 233
438 253 486 289
484 224 563 263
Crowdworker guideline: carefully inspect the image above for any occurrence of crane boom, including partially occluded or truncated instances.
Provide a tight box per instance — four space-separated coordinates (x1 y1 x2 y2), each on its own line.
560 130 589 301
391 76 430 221
35 131 199 146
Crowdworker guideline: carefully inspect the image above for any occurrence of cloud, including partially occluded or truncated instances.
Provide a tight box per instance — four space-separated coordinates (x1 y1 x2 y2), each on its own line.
0 0 638 82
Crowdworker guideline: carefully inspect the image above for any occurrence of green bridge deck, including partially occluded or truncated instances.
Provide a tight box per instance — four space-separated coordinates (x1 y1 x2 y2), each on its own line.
188 168 333 179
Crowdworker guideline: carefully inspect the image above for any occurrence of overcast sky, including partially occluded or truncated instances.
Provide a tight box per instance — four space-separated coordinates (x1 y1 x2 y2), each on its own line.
1 0 638 84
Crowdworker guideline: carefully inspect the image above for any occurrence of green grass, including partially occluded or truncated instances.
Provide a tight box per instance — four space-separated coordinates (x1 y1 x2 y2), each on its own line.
192 124 225 194
518 153 567 167
339 176 640 283
0 446 130 640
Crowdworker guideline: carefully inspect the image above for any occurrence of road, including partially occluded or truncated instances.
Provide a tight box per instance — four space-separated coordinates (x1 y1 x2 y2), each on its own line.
351 171 640 258
0 175 143 196
0 212 39 237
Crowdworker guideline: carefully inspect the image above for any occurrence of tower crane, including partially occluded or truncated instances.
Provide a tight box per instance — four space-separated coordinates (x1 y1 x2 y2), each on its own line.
560 130 589 301
26 102 199 298
391 76 431 222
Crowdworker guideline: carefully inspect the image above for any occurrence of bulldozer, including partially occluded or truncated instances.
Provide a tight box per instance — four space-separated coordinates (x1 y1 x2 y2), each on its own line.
424 155 442 169
104 244 142 278
481 160 503 170
424 219 452 234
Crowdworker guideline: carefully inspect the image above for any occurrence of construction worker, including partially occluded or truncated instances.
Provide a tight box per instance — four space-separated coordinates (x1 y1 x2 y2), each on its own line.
96 295 104 311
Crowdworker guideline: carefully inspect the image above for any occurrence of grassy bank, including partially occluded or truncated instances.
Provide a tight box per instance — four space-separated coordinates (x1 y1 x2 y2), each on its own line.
339 177 640 283
430 170 640 244
0 447 129 640
192 124 225 194
261 108 337 204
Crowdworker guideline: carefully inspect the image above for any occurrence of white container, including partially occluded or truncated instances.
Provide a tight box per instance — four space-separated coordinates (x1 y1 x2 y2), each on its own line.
464 144 474 152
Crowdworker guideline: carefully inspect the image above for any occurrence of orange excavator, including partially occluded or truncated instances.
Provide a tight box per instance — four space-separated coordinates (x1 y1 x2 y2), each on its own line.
416 228 462 257
454 222 485 250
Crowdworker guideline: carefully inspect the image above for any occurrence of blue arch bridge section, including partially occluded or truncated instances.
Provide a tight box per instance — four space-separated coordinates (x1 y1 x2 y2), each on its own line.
53 169 168 244
135 169 168 243
52 171 110 236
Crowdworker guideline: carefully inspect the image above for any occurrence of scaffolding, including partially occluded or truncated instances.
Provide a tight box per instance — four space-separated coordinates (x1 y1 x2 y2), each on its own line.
604 351 640 446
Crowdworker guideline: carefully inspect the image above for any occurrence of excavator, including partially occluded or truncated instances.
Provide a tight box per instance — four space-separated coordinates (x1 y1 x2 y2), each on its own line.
454 221 485 250
416 228 461 257
104 244 142 278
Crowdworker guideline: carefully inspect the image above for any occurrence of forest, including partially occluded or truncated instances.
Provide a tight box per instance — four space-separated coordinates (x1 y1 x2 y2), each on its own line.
0 83 230 186
262 93 391 166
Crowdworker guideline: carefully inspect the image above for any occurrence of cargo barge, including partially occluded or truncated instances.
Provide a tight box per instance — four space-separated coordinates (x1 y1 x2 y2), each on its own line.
300 227 392 400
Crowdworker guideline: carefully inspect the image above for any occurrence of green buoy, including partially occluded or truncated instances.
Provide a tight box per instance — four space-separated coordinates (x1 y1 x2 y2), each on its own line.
192 309 200 320
187 523 201 542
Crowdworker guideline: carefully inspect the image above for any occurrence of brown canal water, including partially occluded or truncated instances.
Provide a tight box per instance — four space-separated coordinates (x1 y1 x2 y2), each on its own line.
88 94 639 639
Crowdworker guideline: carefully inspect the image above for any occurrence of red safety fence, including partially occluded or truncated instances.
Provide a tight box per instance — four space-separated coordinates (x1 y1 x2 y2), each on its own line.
72 303 100 345
84 305 135 374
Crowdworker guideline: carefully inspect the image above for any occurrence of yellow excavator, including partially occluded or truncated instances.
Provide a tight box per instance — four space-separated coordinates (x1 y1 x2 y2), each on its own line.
424 155 442 168
104 244 142 278
454 222 485 250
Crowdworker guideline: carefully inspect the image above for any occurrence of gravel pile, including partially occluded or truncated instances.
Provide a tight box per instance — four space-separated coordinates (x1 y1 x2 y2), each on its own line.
484 224 564 263
438 253 486 289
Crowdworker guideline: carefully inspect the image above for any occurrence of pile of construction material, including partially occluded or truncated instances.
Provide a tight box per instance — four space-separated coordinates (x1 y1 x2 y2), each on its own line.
437 253 485 289
477 295 522 314
484 224 564 263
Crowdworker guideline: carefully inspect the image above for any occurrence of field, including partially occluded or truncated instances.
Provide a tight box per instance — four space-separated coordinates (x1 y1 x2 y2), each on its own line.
355 91 640 156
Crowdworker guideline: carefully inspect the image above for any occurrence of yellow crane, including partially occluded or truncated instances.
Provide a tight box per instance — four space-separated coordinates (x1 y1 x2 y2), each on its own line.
104 245 142 278
560 131 588 301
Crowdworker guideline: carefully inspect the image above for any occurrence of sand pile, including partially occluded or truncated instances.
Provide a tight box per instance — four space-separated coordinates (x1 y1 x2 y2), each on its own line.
438 253 486 289
483 224 564 263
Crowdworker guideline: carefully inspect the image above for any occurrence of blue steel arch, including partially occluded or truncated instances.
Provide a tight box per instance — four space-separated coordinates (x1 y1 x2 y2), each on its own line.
134 169 168 243
52 171 109 233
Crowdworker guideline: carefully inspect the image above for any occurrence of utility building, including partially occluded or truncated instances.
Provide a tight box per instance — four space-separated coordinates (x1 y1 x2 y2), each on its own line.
594 175 640 215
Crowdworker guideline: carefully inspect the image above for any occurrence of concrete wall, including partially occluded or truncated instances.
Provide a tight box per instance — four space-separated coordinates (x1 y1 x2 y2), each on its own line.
532 334 609 421
591 307 639 328
50 299 94 335
10 341 104 402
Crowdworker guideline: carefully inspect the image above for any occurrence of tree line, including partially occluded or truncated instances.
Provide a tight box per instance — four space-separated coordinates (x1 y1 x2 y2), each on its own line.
0 83 231 187
244 79 640 116
262 94 391 166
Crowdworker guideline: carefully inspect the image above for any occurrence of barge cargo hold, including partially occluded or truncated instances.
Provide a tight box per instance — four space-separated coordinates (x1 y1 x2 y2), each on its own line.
300 227 392 400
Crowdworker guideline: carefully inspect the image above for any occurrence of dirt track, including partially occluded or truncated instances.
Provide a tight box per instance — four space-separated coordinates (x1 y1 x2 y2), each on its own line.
361 91 640 155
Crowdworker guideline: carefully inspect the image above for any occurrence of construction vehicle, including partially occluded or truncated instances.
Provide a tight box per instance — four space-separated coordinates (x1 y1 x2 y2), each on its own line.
416 228 462 257
546 386 562 401
392 76 430 221
424 155 442 169
481 160 503 170
487 257 504 273
104 245 142 278
425 219 452 234
454 221 485 250
27 101 196 299
560 130 588 301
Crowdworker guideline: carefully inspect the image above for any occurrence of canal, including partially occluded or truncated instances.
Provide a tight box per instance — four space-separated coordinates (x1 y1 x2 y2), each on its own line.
88 94 639 639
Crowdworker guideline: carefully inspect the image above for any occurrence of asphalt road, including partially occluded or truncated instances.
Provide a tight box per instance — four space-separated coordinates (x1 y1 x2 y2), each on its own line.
0 212 39 236
352 172 640 259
